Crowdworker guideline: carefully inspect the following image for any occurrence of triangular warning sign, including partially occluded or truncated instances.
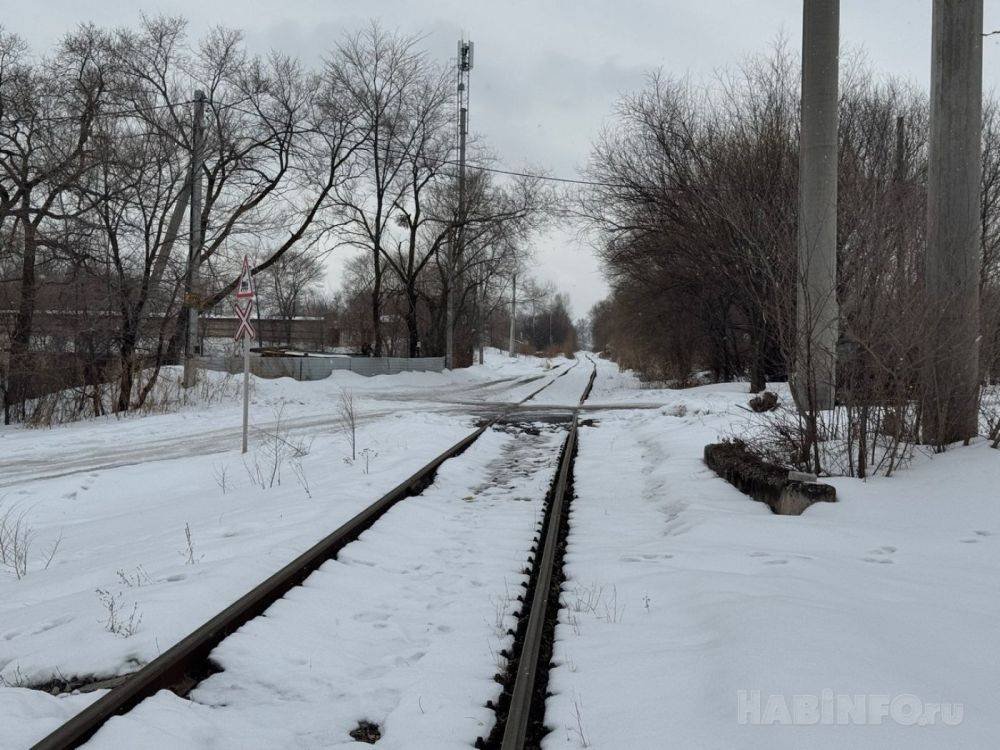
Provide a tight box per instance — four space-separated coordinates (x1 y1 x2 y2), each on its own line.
236 255 255 299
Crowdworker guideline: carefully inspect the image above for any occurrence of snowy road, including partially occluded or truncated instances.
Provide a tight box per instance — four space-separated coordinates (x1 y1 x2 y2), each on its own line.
0 364 565 488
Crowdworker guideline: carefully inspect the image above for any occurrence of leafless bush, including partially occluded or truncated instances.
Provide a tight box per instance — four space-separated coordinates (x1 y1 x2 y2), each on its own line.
488 581 515 640
95 588 142 638
143 370 245 414
291 458 312 498
21 368 245 428
570 694 591 748
566 582 624 624
360 447 377 475
180 522 202 565
735 398 919 479
116 566 152 588
981 385 1000 448
213 463 230 495
245 403 313 490
0 504 60 579
0 506 32 579
0 664 27 688
338 388 358 461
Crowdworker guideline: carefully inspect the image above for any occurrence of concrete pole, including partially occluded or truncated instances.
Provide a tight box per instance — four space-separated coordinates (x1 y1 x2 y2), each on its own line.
796 0 839 411
923 0 983 443
478 280 486 365
183 90 206 388
509 272 517 358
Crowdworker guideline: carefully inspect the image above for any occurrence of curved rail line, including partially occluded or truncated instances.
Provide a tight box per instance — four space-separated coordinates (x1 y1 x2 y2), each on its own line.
31 361 581 750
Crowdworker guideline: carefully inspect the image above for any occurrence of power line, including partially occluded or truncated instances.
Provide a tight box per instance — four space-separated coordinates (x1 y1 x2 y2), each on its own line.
9 91 613 190
5 96 658 192
216 100 636 190
0 99 196 126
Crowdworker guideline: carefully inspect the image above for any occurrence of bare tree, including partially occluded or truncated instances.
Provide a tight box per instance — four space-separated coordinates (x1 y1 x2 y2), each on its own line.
260 250 325 344
0 26 111 422
327 23 437 355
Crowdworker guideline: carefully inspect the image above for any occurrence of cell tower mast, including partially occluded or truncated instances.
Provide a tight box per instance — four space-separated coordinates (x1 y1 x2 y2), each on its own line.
446 39 473 368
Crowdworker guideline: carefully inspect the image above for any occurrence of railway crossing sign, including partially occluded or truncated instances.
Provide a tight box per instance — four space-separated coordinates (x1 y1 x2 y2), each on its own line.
234 300 255 342
234 255 255 455
236 255 255 299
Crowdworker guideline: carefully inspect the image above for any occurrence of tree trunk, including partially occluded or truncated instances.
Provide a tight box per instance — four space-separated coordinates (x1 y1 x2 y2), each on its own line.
371 249 383 355
405 284 419 357
7 196 38 424
116 319 139 413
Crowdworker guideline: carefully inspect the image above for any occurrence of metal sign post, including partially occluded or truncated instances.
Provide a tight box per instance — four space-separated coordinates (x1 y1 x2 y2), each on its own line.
235 257 256 454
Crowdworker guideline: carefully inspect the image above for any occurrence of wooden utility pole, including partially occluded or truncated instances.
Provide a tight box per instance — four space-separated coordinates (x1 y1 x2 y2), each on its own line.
447 40 473 369
924 0 983 443
796 0 840 411
183 90 206 388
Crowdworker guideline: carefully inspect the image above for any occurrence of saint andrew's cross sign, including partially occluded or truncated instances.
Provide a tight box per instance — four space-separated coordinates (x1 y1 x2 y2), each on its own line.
235 255 255 454
234 300 255 342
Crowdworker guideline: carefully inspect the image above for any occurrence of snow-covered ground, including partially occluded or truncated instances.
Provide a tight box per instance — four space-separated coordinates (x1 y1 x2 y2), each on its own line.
546 357 1000 749
0 349 573 748
7 350 996 749
85 425 566 749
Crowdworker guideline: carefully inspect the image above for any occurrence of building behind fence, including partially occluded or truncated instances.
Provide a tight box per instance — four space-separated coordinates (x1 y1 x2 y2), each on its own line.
199 314 340 352
197 354 445 380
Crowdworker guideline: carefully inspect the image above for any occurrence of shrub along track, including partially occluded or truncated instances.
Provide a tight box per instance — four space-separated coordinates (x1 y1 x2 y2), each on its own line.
30 360 588 750
478 356 597 750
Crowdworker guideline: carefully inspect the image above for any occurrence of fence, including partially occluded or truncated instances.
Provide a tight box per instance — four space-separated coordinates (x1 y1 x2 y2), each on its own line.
196 354 445 381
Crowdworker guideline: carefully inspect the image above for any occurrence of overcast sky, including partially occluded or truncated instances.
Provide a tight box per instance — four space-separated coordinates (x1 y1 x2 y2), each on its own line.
9 0 1000 317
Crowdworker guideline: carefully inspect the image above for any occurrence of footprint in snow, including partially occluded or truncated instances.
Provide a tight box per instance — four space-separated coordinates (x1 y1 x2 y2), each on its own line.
957 530 992 542
357 664 389 680
863 546 897 563
620 554 671 563
353 611 390 623
31 615 72 635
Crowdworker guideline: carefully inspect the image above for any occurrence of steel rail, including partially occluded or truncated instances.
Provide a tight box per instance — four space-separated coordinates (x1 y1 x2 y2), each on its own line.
31 362 577 750
499 421 576 750
498 356 596 750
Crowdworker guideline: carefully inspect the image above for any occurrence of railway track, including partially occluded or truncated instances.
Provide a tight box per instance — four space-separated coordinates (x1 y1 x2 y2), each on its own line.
477 356 596 750
31 359 593 750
